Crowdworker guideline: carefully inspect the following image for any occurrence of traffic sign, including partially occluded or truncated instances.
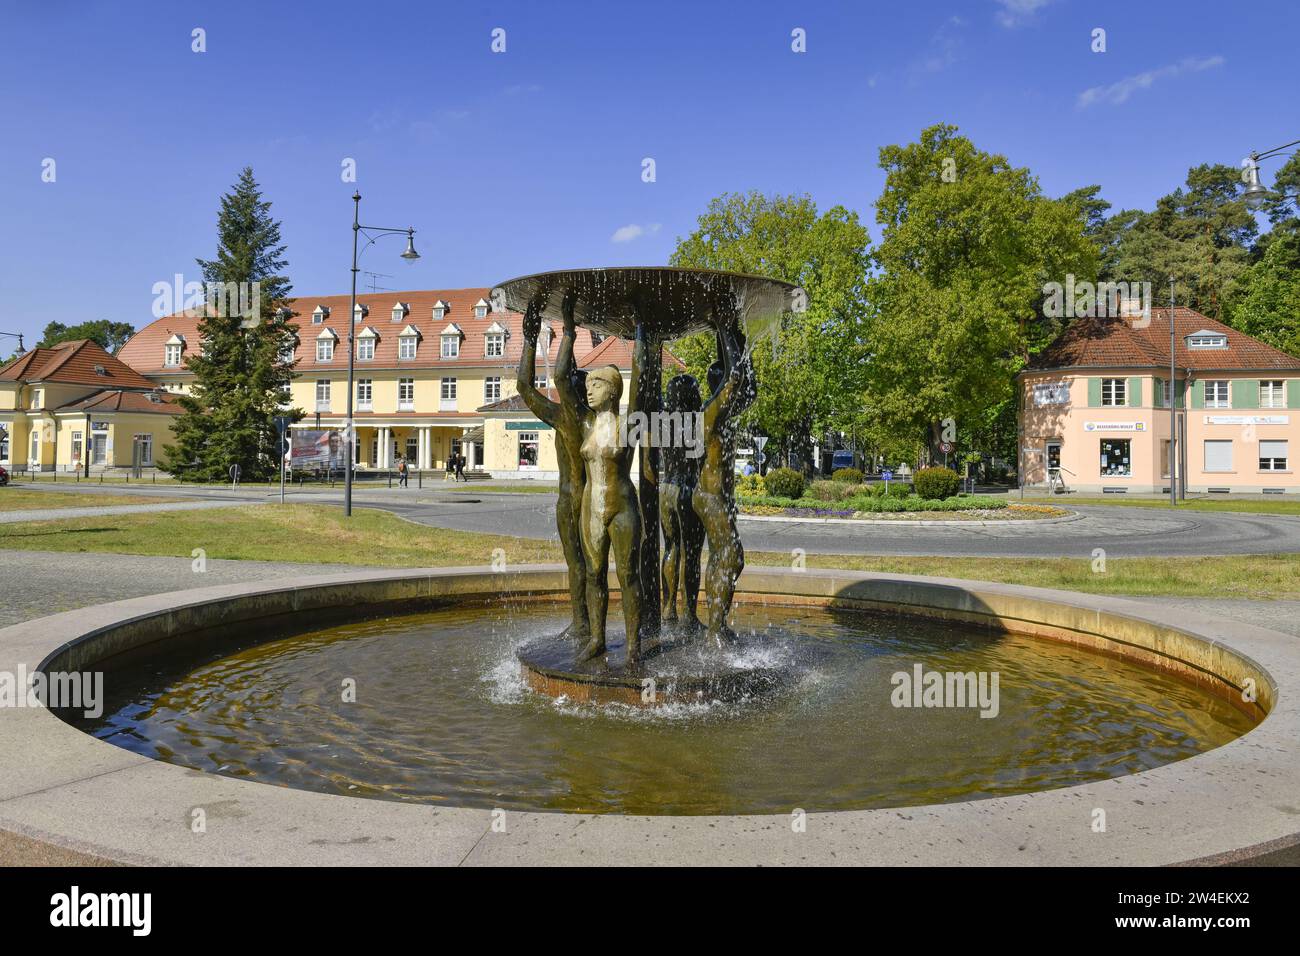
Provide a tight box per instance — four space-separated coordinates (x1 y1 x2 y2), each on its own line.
881 470 893 481
753 435 768 451
939 441 954 454
274 415 293 434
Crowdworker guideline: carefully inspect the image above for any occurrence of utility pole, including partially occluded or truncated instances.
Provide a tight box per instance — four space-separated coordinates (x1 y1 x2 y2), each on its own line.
1169 276 1177 508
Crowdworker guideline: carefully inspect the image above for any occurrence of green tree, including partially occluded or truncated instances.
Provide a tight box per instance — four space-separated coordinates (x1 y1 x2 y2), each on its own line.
866 124 1097 460
670 191 872 470
1229 231 1300 358
162 168 300 480
38 319 136 353
1098 164 1256 320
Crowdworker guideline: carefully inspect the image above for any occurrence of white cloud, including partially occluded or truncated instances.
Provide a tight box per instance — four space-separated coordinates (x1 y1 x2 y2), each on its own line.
913 16 965 75
1076 55 1225 109
611 223 662 243
994 0 1052 28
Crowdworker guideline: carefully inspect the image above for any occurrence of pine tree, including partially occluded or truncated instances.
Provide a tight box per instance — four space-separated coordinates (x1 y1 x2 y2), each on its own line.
162 168 300 480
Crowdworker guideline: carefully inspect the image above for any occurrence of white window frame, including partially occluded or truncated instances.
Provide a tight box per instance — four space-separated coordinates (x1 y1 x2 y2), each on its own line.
474 305 488 319
440 377 457 411
356 337 375 361
1204 439 1234 474
31 388 43 410
441 335 459 359
1101 378 1126 407
534 373 548 389
316 338 334 362
134 433 153 466
1260 380 1286 409
518 431 540 469
398 335 417 360
164 343 182 367
1259 440 1289 472
485 333 504 358
1205 380 1229 409
484 376 501 402
398 378 415 410
356 379 373 410
1188 334 1227 349
315 380 332 411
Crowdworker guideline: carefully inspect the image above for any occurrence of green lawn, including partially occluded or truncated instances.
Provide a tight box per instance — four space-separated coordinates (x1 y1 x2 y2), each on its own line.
0 488 184 512
1 501 1296 599
1021 494 1300 516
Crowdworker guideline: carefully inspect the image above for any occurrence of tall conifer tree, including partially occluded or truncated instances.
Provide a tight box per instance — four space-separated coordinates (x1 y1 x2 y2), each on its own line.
163 168 300 480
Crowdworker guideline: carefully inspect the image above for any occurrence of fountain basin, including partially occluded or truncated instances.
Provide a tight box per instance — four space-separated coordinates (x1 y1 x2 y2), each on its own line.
0 566 1295 866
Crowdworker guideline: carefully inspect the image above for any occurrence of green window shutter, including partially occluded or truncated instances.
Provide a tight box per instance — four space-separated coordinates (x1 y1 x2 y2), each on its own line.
1288 379 1300 409
1127 377 1142 407
1087 377 1101 407
1232 379 1259 410
1154 377 1165 408
1191 380 1205 409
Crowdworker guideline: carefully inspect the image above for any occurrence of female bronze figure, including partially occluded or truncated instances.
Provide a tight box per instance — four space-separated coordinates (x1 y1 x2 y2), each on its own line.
517 295 589 644
660 373 704 632
557 322 645 663
692 314 754 645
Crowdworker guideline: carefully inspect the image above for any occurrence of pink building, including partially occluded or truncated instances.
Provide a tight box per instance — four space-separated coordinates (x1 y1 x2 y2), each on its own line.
1019 308 1300 495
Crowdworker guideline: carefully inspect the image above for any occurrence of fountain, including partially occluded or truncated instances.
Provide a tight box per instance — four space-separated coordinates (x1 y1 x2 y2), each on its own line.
492 267 802 705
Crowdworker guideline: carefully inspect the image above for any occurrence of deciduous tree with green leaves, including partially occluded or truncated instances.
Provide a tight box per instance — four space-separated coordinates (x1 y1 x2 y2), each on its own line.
162 168 300 480
669 191 871 471
38 319 136 353
865 124 1097 461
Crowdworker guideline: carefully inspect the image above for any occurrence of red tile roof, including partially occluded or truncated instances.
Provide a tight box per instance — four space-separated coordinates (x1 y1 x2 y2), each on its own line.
577 335 686 371
58 389 182 415
0 340 159 390
1027 308 1300 373
118 288 609 376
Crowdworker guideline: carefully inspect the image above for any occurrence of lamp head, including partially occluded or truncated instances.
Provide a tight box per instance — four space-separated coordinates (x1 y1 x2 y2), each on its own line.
400 229 420 262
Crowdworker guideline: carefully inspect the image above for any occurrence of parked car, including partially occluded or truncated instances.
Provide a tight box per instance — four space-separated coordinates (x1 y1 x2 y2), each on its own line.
0 466 9 487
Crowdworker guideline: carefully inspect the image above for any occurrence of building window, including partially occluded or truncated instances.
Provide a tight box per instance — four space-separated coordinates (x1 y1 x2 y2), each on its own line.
279 341 297 366
1260 440 1289 472
485 333 504 358
31 388 43 410
1204 440 1233 473
399 335 417 360
134 434 153 466
398 378 415 409
356 379 372 410
404 436 419 462
1 430 9 461
312 307 328 324
316 380 331 411
1205 380 1229 409
484 377 501 402
357 337 375 361
1188 334 1228 349
534 373 548 389
475 305 488 319
71 431 83 464
518 431 539 468
392 305 407 323
433 305 447 321
316 338 334 362
1101 378 1126 407
1161 379 1172 407
1260 380 1285 409
440 378 457 399
164 344 183 367
1099 438 1130 477
441 335 459 359
31 431 40 463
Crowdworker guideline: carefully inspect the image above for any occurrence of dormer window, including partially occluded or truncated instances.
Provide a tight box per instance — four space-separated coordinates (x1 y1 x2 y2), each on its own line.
398 325 421 360
432 300 449 322
474 297 490 320
1187 331 1228 349
315 328 338 362
440 322 462 359
356 327 378 361
312 306 330 325
353 303 369 323
391 302 410 323
484 321 508 358
164 333 186 367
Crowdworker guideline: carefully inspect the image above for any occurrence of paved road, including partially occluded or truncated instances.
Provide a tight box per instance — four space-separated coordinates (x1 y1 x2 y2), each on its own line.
5 482 1300 558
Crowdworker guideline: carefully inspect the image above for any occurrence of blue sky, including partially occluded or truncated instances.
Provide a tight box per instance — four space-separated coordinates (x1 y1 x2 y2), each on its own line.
2 0 1297 348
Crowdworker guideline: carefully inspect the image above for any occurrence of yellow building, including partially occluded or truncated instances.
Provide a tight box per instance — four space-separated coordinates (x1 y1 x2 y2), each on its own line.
118 287 681 478
0 340 181 475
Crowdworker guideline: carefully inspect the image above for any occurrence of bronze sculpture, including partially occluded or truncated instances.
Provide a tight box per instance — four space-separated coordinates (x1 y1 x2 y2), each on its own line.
692 316 754 646
559 323 645 663
659 373 704 632
517 294 589 644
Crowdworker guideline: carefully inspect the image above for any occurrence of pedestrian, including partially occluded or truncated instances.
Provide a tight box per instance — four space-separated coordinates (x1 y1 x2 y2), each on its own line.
397 456 409 487
455 452 467 482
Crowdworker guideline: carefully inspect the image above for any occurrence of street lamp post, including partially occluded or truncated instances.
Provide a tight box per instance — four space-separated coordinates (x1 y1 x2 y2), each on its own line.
1241 138 1300 211
1169 276 1177 508
344 191 420 517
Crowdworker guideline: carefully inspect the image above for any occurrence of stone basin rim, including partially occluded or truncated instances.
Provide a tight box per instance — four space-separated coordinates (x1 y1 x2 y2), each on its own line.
0 564 1295 867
